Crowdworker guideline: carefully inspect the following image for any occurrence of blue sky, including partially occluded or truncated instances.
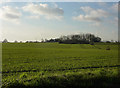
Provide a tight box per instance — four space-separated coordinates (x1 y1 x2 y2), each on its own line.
0 2 118 41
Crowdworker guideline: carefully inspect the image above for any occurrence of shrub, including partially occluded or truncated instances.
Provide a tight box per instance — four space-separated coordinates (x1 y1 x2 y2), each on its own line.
106 46 110 50
90 42 94 45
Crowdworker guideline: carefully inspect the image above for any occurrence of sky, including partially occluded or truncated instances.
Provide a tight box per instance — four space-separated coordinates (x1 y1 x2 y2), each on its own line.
0 2 118 42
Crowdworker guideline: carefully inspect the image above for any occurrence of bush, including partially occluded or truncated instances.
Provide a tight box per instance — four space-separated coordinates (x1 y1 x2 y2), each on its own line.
90 42 94 45
106 46 110 50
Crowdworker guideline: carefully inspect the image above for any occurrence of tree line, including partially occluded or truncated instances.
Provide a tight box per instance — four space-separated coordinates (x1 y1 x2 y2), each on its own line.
2 33 118 44
45 33 101 44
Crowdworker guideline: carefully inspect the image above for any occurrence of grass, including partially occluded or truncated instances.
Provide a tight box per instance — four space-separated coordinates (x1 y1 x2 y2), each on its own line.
2 42 120 88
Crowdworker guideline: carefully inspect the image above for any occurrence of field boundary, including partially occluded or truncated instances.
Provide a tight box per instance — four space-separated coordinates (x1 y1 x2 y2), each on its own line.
2 65 120 74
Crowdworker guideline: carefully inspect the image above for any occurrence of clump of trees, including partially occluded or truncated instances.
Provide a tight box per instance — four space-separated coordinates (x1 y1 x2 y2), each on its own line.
46 33 101 44
2 39 8 43
26 41 40 43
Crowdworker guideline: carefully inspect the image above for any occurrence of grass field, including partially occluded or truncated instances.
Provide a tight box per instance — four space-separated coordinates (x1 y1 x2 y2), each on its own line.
2 42 120 88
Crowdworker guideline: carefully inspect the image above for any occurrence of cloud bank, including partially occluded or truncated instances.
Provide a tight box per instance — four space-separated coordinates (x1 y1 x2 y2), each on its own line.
22 3 64 20
0 6 22 24
73 3 118 26
73 6 109 24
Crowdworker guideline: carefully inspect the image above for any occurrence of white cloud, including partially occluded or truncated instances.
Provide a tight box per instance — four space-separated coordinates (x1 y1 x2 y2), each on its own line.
73 6 109 25
73 15 102 22
22 3 64 20
0 6 22 24
81 6 108 18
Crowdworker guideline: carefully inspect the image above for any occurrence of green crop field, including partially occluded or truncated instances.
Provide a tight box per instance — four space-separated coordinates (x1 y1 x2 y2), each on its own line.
2 42 120 88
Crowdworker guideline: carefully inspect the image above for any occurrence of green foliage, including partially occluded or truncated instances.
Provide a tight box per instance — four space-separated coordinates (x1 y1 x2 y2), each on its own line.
90 42 94 45
2 69 120 88
19 73 27 79
46 33 101 44
2 43 119 88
